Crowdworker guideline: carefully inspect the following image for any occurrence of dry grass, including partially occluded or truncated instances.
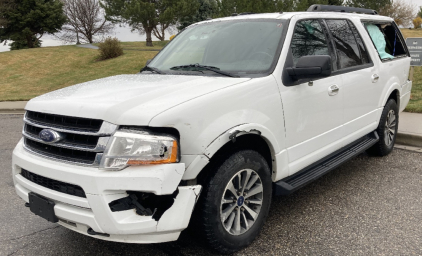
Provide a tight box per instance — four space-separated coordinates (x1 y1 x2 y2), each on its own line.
400 28 422 39
401 29 422 113
93 41 169 51
0 45 159 101
406 66 422 113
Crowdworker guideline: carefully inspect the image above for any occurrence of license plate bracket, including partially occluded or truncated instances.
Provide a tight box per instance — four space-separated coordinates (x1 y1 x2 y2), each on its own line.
28 192 58 223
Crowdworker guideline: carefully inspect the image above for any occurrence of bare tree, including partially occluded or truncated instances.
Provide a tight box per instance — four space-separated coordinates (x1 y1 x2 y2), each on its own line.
58 0 113 44
153 24 176 41
379 0 416 28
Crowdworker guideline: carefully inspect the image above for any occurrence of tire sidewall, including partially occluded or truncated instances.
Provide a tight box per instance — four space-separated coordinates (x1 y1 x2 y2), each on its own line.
379 99 399 153
205 150 272 252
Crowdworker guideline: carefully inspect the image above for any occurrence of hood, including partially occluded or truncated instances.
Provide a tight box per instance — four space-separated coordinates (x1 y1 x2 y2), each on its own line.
26 74 250 125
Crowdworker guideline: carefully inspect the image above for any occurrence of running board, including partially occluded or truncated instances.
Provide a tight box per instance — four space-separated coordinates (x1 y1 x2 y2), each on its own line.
274 131 379 196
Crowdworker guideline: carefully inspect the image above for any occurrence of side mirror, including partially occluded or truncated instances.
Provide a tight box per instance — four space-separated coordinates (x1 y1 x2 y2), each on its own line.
146 59 152 66
286 55 331 80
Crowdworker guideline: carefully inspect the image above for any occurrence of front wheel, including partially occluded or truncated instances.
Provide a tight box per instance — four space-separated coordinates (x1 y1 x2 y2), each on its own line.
194 150 272 254
367 99 399 156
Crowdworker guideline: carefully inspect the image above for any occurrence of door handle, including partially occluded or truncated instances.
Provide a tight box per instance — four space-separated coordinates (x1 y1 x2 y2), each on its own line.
372 74 379 83
328 84 339 96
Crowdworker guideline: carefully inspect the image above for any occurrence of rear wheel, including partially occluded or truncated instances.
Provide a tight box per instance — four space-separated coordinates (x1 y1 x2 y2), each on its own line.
367 99 399 156
195 150 272 254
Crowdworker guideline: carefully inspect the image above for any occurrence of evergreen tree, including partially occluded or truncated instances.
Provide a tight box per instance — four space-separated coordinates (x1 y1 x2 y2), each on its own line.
0 0 66 49
344 0 391 12
328 0 344 5
418 6 422 19
9 35 41 50
178 0 218 31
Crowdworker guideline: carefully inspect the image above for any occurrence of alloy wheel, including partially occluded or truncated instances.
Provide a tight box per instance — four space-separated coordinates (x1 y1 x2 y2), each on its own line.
220 169 263 235
384 109 396 146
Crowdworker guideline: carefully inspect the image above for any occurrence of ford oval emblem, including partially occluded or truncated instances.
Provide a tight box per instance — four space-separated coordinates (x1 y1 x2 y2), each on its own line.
38 129 64 143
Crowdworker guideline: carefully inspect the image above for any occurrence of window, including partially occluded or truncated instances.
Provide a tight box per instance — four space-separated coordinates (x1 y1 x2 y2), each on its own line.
326 19 363 69
364 22 407 61
348 20 370 64
149 20 286 74
290 20 330 66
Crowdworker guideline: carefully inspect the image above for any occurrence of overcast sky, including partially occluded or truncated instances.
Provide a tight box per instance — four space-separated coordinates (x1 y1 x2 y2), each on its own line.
1 0 422 52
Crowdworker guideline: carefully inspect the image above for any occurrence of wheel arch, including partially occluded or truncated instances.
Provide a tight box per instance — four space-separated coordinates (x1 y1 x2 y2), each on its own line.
183 124 282 182
379 82 401 108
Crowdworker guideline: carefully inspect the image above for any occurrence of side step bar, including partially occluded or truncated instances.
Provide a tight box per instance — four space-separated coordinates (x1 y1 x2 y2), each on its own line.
274 131 379 195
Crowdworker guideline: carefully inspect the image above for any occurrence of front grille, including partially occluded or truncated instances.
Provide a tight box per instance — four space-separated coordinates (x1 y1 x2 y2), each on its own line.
22 111 115 166
25 124 100 148
25 138 97 164
21 169 86 198
26 111 103 132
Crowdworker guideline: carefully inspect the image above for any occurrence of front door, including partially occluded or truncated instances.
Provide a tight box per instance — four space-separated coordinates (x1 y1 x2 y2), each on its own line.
279 19 344 175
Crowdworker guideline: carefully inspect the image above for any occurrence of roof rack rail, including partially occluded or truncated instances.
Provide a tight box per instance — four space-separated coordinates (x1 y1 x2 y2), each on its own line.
307 4 378 15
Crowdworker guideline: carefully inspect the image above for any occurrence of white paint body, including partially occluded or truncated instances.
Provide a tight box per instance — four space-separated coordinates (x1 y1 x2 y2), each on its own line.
12 12 412 243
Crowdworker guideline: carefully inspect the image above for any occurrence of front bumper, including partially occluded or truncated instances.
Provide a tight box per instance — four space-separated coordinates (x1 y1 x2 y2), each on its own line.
12 139 201 243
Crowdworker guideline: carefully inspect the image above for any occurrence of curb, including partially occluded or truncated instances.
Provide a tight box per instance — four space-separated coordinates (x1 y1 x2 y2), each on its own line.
0 110 25 114
396 132 422 148
0 101 27 114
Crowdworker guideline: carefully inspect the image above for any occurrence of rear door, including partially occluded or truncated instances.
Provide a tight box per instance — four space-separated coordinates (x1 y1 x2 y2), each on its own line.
324 19 378 144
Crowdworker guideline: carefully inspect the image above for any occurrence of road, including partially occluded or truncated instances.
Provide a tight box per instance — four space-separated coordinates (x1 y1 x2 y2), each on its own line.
1 114 421 256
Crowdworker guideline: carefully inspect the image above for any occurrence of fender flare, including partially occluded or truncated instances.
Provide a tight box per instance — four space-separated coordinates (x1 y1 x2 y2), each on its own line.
380 82 401 108
182 123 282 181
203 123 281 159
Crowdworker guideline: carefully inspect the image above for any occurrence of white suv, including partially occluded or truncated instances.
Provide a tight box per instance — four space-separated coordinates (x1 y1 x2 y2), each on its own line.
12 5 412 254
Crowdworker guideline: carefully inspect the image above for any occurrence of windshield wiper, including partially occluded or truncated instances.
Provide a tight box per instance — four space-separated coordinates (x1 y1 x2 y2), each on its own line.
141 65 164 74
170 64 239 78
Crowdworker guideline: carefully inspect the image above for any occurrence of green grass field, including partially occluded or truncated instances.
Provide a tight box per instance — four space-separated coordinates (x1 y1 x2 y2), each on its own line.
0 34 421 113
0 44 158 101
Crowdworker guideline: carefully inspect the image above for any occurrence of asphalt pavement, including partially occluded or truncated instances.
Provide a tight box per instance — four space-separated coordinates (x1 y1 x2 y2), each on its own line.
1 114 422 256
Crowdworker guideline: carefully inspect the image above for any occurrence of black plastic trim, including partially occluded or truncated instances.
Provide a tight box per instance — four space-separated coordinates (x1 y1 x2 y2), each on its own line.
274 131 379 195
87 228 110 237
21 169 86 198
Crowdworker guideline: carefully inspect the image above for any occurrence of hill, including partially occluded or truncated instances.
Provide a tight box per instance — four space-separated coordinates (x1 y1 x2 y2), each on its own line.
0 43 161 101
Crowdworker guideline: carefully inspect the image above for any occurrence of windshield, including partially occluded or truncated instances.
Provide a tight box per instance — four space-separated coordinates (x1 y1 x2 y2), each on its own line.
148 19 286 76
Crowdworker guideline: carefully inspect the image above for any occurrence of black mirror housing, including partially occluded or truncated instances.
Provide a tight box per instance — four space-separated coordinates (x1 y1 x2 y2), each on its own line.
286 55 331 80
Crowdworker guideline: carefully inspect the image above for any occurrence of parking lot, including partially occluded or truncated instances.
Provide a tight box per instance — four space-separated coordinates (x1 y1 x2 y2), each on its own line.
1 114 421 256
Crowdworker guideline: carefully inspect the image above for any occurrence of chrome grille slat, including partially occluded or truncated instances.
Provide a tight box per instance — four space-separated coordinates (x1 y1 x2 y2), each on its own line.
24 116 117 136
22 111 116 166
22 124 110 152
22 131 109 152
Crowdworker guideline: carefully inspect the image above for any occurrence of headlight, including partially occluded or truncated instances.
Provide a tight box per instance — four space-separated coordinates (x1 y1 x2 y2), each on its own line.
100 130 179 170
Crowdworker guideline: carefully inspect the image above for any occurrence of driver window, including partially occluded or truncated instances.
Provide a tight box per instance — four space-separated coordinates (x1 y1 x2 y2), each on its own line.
290 20 330 66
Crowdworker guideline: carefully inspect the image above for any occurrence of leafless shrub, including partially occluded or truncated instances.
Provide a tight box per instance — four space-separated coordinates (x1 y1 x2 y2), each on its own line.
97 37 123 60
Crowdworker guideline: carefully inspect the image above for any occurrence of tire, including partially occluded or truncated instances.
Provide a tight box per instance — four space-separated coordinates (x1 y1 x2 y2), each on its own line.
194 150 272 254
367 99 399 156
